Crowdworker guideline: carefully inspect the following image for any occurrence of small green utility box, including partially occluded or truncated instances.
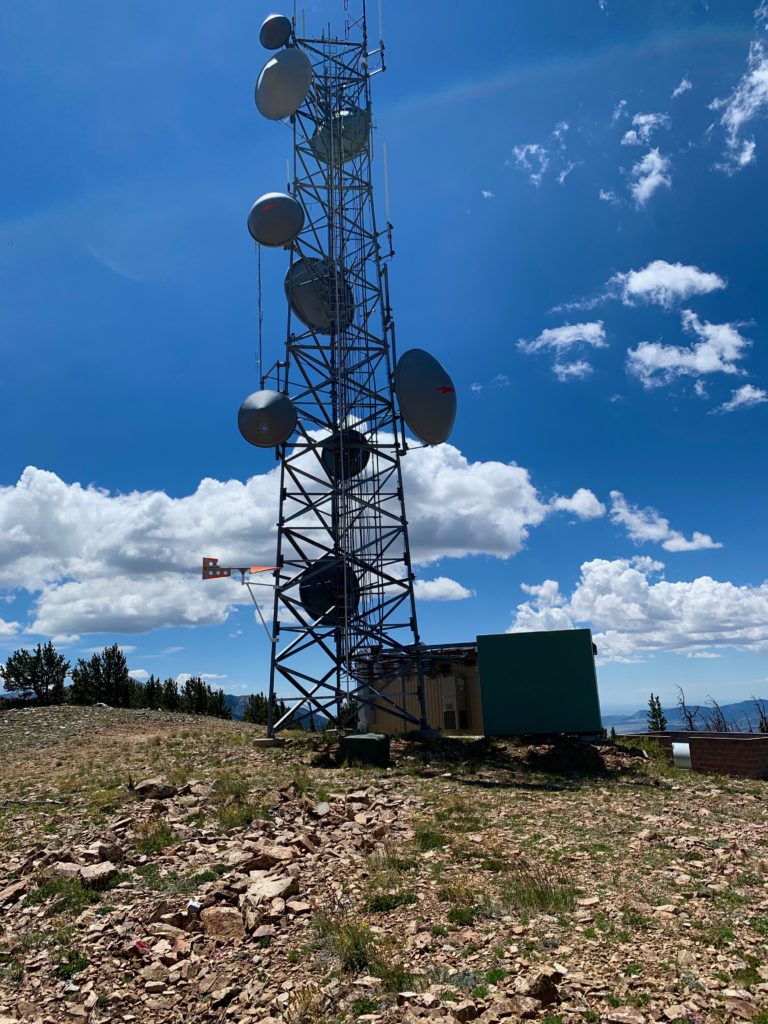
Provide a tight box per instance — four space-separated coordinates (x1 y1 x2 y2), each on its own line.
338 732 391 767
477 629 602 735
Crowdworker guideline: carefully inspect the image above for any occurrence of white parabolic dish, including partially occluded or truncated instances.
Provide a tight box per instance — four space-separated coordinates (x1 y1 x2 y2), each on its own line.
259 13 292 50
247 192 304 247
395 348 457 446
238 390 297 447
255 48 312 121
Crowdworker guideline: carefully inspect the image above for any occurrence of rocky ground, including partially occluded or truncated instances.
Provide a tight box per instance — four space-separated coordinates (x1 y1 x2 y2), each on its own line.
0 706 767 1024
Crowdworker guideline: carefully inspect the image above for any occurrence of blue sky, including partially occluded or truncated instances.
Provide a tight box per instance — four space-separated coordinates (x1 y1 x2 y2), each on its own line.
1 0 767 714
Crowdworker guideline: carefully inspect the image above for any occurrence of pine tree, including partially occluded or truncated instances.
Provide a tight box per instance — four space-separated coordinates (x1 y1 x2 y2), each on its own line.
243 693 268 724
1 642 70 705
207 688 232 720
70 644 132 707
647 693 668 732
162 678 180 712
143 675 163 710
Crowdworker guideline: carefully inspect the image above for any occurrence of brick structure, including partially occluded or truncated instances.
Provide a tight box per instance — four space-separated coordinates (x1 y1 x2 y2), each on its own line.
623 731 768 779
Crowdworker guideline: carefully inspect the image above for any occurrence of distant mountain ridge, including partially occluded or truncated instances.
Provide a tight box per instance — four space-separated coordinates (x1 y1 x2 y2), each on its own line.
602 698 768 735
223 692 329 729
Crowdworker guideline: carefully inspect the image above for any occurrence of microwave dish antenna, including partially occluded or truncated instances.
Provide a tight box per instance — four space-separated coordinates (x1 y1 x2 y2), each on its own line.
227 4 457 736
255 47 313 120
259 13 292 49
248 192 305 247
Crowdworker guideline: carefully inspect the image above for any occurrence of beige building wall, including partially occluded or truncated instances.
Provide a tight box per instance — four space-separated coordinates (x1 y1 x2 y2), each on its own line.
367 658 483 736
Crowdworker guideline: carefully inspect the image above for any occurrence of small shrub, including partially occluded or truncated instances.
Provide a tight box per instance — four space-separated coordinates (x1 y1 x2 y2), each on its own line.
364 889 417 913
414 824 446 851
25 878 100 917
217 802 259 829
313 911 375 972
448 905 477 926
498 860 577 915
733 965 760 987
485 968 507 985
134 820 176 855
291 767 313 797
372 957 415 993
481 855 507 873
56 949 88 980
351 997 379 1014
700 922 735 948
0 955 24 985
213 775 250 801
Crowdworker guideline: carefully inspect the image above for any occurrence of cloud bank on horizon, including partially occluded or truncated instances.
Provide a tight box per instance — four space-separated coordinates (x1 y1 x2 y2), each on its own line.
0 453 742 666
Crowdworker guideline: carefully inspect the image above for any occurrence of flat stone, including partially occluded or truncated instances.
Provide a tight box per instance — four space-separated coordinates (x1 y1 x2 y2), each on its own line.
513 971 560 1006
245 875 299 904
135 777 177 800
0 880 26 908
452 1000 480 1022
200 906 245 942
723 998 762 1020
79 862 118 889
662 1006 688 1021
46 861 81 881
85 840 124 863
606 1008 647 1024
490 996 537 1019
244 844 295 869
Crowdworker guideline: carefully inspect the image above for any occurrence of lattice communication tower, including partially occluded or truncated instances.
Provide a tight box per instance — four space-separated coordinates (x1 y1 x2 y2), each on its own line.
212 5 457 735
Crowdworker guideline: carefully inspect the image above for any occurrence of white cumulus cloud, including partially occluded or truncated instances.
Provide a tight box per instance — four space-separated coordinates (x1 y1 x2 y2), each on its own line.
413 577 474 601
509 557 768 662
609 260 726 308
553 360 595 382
609 491 722 552
518 322 606 381
518 321 607 355
549 489 606 519
711 40 768 173
621 112 670 146
629 148 672 206
715 383 768 413
627 310 752 387
0 449 606 636
672 76 693 99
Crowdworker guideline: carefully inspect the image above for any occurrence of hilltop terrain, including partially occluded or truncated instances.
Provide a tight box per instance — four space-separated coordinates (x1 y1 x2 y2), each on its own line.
0 706 767 1024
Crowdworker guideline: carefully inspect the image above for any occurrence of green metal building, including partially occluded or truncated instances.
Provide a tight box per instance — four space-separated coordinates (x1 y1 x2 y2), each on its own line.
477 628 602 736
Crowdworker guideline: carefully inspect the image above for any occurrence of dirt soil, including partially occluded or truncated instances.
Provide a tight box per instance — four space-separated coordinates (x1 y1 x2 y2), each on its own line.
0 706 767 1024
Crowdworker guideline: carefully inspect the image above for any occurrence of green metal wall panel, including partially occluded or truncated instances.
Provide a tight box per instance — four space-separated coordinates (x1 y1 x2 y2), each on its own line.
477 629 602 735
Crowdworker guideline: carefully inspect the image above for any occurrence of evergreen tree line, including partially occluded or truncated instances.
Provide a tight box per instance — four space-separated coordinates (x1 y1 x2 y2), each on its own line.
242 692 289 725
0 641 231 719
